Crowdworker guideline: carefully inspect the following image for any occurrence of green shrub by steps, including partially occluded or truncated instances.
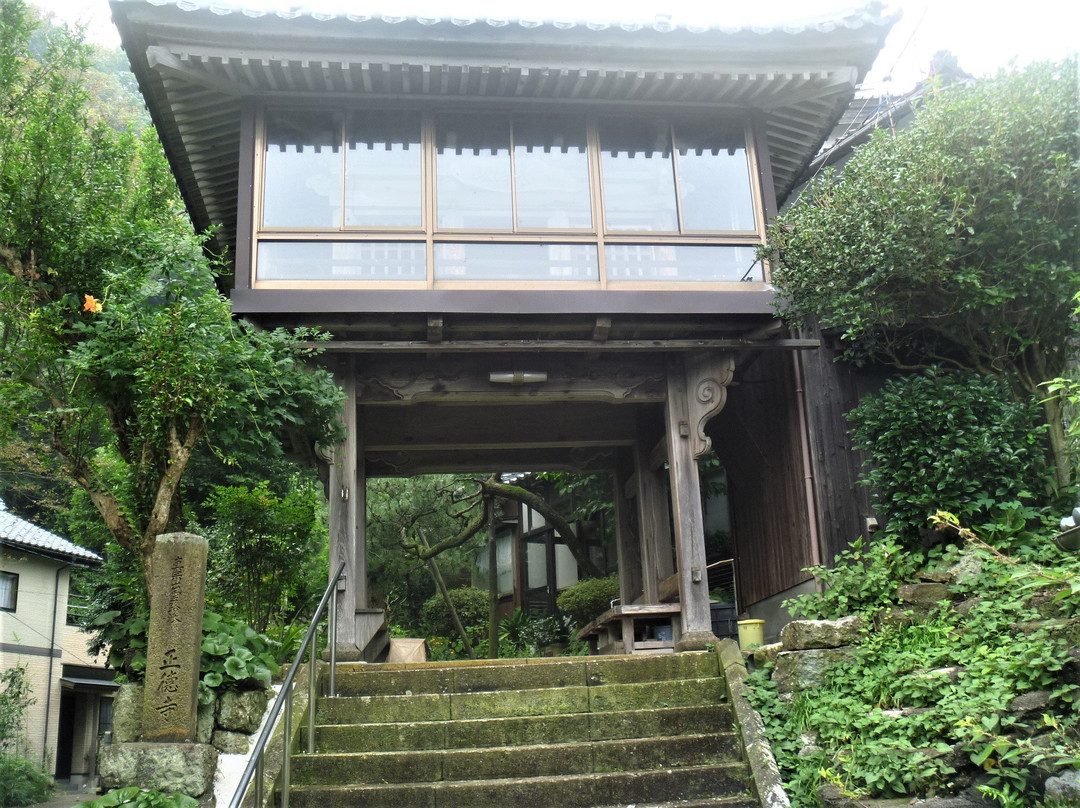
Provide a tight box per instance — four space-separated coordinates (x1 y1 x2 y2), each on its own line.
848 369 1049 547
421 586 489 642
0 754 53 807
556 576 619 630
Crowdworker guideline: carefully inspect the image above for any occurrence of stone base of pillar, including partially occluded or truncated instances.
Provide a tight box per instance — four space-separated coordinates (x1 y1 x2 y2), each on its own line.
674 630 720 652
99 742 218 798
323 642 365 662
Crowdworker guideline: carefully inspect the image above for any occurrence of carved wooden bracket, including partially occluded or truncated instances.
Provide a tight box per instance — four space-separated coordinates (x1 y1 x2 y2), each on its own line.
684 352 735 458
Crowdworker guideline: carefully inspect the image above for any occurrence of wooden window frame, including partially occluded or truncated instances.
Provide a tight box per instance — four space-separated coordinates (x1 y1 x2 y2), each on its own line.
0 570 18 612
249 102 769 292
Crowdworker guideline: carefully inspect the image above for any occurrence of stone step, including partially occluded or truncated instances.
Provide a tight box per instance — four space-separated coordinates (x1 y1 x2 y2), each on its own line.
292 732 741 786
311 704 734 752
316 676 725 724
331 651 720 697
287 763 751 808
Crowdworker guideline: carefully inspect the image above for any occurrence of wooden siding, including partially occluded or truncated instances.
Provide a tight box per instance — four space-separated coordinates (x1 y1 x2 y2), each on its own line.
709 351 813 607
796 320 892 567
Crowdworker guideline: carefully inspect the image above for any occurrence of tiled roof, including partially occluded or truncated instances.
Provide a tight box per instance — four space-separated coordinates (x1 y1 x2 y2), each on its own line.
0 500 102 566
129 0 895 37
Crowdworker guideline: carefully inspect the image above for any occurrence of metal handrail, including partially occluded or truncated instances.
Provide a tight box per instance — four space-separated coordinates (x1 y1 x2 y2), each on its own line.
227 561 346 808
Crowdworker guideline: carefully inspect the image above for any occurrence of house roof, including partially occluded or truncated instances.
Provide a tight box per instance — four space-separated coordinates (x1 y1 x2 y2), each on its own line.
0 500 103 566
111 0 897 259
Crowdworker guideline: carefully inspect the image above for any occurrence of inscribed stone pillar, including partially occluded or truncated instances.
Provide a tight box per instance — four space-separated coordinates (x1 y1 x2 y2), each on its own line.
142 533 208 742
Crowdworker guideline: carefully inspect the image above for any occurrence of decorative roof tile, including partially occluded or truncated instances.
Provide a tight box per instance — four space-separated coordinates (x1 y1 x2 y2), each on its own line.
0 500 102 566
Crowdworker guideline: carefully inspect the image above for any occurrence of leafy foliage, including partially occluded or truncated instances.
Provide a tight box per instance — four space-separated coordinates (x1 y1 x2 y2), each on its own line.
765 61 1080 488
0 0 343 597
203 480 326 632
0 666 33 755
0 753 53 807
78 788 196 808
421 586 489 643
749 516 1080 807
555 575 620 630
784 536 920 620
848 369 1049 545
89 608 280 702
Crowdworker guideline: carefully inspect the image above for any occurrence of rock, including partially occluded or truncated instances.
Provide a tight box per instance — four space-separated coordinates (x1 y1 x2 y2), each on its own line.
798 731 821 758
954 597 983 616
897 582 952 608
1008 690 1053 715
753 642 783 667
196 694 215 745
1044 769 1080 803
880 606 919 628
780 616 865 651
817 785 908 807
112 683 144 743
910 666 960 685
212 729 250 754
947 553 983 587
772 647 854 693
99 741 218 798
1062 647 1080 686
217 688 270 734
911 793 996 808
917 569 953 583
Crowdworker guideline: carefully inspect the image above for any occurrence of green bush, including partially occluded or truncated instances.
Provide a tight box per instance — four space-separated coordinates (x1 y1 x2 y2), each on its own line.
848 369 1048 545
421 587 489 642
0 753 53 807
556 575 619 630
78 787 196 808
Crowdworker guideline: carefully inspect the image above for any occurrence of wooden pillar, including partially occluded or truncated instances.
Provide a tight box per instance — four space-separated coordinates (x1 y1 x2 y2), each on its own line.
613 453 643 605
633 438 672 604
328 362 359 650
664 353 734 650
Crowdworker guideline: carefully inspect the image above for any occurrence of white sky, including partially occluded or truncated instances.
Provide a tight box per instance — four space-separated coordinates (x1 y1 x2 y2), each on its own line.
29 0 1080 93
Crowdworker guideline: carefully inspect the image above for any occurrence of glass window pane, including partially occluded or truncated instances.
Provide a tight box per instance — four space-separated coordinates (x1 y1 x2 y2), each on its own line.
263 110 342 228
600 118 678 232
345 110 423 227
257 241 427 281
435 243 598 281
675 121 756 231
513 116 592 229
436 114 512 230
604 244 759 282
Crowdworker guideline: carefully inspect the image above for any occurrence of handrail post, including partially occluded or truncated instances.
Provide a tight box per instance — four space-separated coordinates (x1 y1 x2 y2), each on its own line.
281 685 292 808
329 583 338 698
307 624 317 755
254 752 264 808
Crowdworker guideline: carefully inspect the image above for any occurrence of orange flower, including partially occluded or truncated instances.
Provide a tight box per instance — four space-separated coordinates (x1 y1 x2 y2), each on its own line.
83 294 102 313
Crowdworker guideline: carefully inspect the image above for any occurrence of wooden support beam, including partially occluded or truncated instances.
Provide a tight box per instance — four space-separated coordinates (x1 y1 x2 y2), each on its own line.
327 361 359 650
614 454 643 606
426 316 444 344
664 356 714 648
313 338 820 354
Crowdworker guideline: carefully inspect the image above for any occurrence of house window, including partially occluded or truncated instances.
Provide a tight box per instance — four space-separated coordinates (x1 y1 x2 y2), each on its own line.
0 571 17 611
253 107 764 288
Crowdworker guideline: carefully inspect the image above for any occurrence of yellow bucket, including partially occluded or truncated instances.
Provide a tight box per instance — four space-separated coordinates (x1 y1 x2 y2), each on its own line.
737 619 765 650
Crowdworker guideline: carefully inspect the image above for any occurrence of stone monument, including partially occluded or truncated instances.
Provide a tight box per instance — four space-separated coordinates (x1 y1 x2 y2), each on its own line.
142 532 208 742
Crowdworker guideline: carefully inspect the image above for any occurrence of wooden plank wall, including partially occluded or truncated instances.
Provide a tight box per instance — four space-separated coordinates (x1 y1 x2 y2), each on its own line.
796 321 892 566
709 351 813 607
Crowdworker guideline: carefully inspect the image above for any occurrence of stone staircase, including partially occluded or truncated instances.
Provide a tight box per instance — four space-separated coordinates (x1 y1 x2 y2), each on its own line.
288 651 757 808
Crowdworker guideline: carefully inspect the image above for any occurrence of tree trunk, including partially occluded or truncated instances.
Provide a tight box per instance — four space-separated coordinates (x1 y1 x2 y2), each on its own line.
418 528 476 660
487 503 499 659
1043 393 1073 495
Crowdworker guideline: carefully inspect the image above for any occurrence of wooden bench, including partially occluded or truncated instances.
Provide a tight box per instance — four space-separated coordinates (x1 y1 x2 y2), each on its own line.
577 604 683 655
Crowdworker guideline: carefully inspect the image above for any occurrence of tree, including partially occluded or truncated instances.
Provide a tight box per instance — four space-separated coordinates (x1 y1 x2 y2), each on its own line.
0 1 343 596
765 61 1080 490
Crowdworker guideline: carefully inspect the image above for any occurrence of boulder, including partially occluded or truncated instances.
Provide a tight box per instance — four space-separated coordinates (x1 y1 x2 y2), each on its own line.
780 616 865 651
1044 769 1080 803
946 553 983 587
112 683 144 743
772 647 854 693
897 582 952 608
98 742 218 798
1008 690 1053 715
217 688 270 734
212 729 250 755
753 642 783 667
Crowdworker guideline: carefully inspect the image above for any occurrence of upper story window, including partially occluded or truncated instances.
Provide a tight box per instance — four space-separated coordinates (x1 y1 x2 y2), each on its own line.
0 571 17 611
253 106 765 289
